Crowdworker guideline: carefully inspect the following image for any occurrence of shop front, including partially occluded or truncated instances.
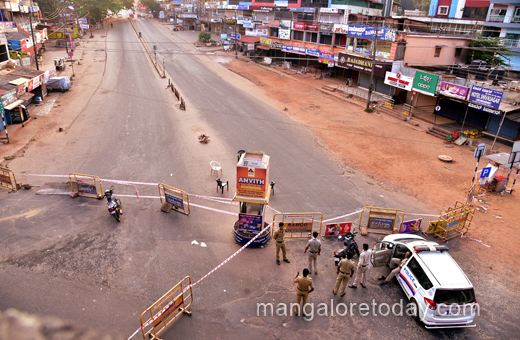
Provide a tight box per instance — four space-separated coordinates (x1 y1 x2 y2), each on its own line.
337 52 392 94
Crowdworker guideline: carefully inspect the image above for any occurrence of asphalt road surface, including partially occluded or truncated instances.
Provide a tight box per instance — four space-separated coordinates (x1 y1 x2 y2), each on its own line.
1 18 518 339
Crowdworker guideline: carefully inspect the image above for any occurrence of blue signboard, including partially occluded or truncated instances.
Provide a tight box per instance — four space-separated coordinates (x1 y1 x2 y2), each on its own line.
368 217 394 231
468 86 503 110
230 33 241 40
238 213 263 234
480 167 492 178
281 45 305 54
237 5 249 9
165 193 184 209
468 102 501 116
77 182 96 194
306 48 319 57
318 51 334 60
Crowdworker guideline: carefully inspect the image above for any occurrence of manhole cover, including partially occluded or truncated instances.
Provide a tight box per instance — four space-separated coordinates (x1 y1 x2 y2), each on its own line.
438 155 453 162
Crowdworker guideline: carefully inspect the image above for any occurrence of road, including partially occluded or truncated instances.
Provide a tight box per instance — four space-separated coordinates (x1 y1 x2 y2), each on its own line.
0 18 518 339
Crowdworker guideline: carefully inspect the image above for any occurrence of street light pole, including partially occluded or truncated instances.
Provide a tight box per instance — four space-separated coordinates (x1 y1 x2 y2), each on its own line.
366 22 378 111
28 3 39 70
235 9 237 59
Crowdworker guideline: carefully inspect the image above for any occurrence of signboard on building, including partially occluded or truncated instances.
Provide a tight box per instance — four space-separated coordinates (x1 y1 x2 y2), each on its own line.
468 102 501 116
439 82 469 100
306 48 319 57
384 72 413 91
279 20 291 28
412 70 439 97
318 51 334 64
305 23 319 31
333 24 348 34
281 45 306 54
319 23 333 32
259 37 271 46
337 52 391 78
292 22 305 30
279 28 290 40
320 8 339 13
468 85 503 110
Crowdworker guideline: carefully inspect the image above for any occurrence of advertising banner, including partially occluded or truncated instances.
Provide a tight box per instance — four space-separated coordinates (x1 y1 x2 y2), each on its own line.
337 53 391 77
247 44 255 51
281 45 306 54
306 48 319 57
333 24 348 34
279 28 290 40
412 70 439 97
320 8 339 13
306 23 319 31
468 102 501 116
324 222 353 236
236 166 268 199
285 222 313 233
384 72 413 91
260 37 271 46
400 219 422 233
468 85 503 110
238 213 264 234
268 20 279 27
319 23 333 32
439 82 469 100
292 22 305 30
279 20 291 28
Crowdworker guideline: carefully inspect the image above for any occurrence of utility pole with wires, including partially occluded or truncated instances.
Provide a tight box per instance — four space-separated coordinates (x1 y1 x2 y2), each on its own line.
235 9 238 59
28 3 39 70
87 0 93 38
366 22 378 111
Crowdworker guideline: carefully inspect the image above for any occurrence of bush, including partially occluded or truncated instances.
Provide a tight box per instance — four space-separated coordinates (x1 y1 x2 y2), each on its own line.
198 31 211 43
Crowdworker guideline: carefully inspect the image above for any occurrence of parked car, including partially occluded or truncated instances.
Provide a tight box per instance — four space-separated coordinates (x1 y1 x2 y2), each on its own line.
372 234 477 329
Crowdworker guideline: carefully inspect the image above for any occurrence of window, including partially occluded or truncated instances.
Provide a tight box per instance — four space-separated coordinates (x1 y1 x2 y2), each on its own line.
438 6 449 15
407 257 433 290
514 7 520 22
292 30 304 41
434 289 475 305
455 48 462 58
270 27 279 38
319 33 332 45
334 34 347 47
305 32 317 43
434 47 442 57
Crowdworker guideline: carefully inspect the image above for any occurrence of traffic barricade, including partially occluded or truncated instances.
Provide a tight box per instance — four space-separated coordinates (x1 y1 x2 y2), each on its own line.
0 166 17 191
140 276 193 340
359 206 405 234
272 212 323 238
69 173 103 198
158 183 190 215
427 203 474 242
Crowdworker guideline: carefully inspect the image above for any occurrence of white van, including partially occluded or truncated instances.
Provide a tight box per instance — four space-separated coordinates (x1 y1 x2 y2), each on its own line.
372 234 477 329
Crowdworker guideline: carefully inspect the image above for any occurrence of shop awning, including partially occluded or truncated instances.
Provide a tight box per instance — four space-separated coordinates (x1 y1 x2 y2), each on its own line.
256 45 270 50
4 99 24 110
19 92 34 101
238 36 260 43
22 43 42 56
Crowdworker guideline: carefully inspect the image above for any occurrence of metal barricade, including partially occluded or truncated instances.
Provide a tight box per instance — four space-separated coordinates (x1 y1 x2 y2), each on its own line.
272 212 323 238
140 276 193 340
0 166 17 191
359 206 405 234
158 183 190 215
430 203 474 242
69 173 103 198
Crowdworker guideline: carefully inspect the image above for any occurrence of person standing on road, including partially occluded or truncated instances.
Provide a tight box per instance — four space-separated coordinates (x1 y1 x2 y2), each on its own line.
304 231 321 275
349 242 376 289
273 222 290 265
380 252 411 285
294 268 314 316
333 252 355 297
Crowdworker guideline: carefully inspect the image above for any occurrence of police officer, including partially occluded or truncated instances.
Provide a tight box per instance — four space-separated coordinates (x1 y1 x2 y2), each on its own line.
304 231 321 275
349 242 376 289
294 268 314 316
333 252 355 297
273 222 290 265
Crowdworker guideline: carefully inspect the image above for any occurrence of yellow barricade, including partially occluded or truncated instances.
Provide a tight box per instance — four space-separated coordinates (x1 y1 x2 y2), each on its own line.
0 166 17 191
272 212 323 238
69 173 103 198
140 276 193 340
158 183 190 215
430 203 474 242
359 206 405 234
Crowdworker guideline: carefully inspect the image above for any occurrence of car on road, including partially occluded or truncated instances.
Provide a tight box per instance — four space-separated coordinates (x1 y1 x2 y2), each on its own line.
372 234 478 329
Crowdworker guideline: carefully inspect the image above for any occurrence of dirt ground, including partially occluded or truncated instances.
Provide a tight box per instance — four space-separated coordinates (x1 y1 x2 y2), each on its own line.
216 56 520 281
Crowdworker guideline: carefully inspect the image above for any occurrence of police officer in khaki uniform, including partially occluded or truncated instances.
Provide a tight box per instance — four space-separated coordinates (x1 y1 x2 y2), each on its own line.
333 252 355 297
294 268 314 316
304 231 321 275
273 222 290 265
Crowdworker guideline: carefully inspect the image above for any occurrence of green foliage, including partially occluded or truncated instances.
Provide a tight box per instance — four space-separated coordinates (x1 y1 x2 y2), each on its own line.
72 0 123 22
198 31 211 43
466 38 512 67
9 50 28 59
38 0 71 17
122 0 134 9
141 0 161 15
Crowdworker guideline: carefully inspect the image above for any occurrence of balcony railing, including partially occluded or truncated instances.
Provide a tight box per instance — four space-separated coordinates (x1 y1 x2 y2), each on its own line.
487 15 505 22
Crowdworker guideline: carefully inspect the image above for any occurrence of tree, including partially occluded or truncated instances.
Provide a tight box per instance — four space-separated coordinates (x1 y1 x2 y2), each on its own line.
141 0 161 16
72 0 123 22
198 31 211 43
466 38 512 67
122 0 134 9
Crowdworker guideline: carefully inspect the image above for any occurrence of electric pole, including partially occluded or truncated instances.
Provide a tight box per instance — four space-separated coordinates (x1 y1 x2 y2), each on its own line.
87 0 93 38
235 9 237 59
28 2 39 70
366 22 378 111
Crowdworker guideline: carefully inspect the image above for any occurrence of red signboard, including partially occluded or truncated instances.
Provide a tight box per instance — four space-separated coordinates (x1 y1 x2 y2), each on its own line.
292 21 305 30
324 222 353 236
306 23 319 31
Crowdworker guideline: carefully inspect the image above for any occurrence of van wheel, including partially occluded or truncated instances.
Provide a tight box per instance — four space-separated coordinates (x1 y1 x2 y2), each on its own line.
410 299 419 320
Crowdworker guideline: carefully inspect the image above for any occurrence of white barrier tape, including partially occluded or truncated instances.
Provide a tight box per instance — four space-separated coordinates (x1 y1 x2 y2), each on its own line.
190 203 237 216
118 194 160 199
267 205 280 214
27 174 159 186
323 209 363 223
405 212 442 218
127 223 274 340
461 233 490 248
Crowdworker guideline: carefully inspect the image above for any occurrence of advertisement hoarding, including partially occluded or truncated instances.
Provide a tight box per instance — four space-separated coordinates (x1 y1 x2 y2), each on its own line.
439 82 469 100
468 85 503 110
412 70 439 97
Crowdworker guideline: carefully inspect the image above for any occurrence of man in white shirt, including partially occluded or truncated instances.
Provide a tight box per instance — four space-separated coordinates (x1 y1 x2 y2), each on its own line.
304 232 321 275
349 242 376 289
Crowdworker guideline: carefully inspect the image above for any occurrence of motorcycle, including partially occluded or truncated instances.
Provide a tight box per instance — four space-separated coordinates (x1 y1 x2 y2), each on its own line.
104 187 122 222
334 231 360 266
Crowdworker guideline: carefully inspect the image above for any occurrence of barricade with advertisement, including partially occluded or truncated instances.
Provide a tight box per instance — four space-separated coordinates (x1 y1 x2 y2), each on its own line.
272 212 323 238
359 206 405 234
0 166 17 191
400 218 422 233
323 221 353 237
140 276 193 340
158 183 190 215
233 151 272 247
69 173 103 198
426 203 474 241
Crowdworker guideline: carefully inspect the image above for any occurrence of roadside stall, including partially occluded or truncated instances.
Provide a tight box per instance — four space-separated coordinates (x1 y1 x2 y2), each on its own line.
233 151 272 247
479 153 519 193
